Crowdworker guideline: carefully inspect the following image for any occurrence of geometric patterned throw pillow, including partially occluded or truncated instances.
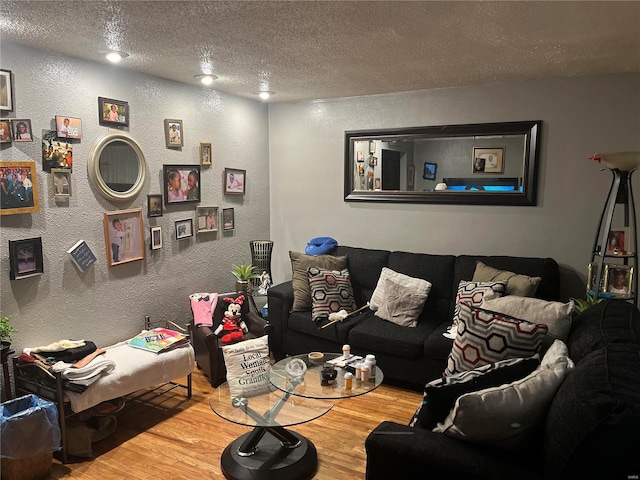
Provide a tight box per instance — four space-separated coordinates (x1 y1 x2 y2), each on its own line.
452 280 507 327
444 302 548 376
308 267 357 321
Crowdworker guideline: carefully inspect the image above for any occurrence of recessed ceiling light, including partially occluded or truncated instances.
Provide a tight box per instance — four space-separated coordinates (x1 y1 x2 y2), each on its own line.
258 91 274 100
194 74 218 86
101 50 129 63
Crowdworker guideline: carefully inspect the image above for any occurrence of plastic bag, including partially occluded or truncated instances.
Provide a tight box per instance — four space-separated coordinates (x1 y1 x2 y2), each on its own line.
1 394 61 459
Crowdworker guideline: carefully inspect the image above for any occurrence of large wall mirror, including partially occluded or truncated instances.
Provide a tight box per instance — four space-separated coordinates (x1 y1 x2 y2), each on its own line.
88 132 147 201
344 120 541 205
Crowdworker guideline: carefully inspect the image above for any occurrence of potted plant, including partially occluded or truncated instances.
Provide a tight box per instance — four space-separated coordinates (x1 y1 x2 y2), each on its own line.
0 316 15 359
232 264 260 293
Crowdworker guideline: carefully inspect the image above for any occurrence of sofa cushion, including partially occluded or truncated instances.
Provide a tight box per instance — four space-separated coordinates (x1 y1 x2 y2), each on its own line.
567 299 640 363
423 322 455 360
544 343 640 479
333 246 390 307
410 355 540 430
436 339 573 449
308 267 357 321
286 310 353 345
348 312 435 359
445 303 548 375
375 279 429 328
452 281 507 327
472 261 541 297
370 267 432 311
289 251 347 312
454 256 560 301
481 296 573 349
388 251 456 323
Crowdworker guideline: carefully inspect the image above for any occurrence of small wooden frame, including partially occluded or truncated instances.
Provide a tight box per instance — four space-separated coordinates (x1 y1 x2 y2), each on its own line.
0 161 40 215
103 208 145 267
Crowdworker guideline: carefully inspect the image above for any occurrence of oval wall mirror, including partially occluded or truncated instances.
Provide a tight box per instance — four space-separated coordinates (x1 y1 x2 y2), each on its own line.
88 132 147 201
344 120 541 206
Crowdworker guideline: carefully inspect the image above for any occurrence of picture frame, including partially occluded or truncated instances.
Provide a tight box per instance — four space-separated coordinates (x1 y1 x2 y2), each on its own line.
11 119 33 142
472 147 504 174
150 226 163 250
98 97 129 127
423 162 437 180
357 151 364 162
200 142 212 165
196 205 219 233
147 194 163 217
407 164 415 190
603 264 633 298
368 156 378 167
587 262 601 293
103 208 145 267
607 227 629 254
41 131 73 172
369 141 376 154
224 168 246 195
0 120 11 144
222 207 235 231
55 115 83 139
0 161 40 215
164 119 183 147
163 164 201 205
9 237 44 280
175 218 194 240
0 69 14 112
51 168 72 198
374 177 381 190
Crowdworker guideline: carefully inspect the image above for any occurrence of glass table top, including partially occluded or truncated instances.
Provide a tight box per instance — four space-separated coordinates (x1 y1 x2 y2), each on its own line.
210 382 333 428
269 353 384 400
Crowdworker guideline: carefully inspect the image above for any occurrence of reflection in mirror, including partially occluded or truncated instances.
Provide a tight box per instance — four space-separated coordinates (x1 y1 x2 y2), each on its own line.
345 121 541 205
88 132 147 201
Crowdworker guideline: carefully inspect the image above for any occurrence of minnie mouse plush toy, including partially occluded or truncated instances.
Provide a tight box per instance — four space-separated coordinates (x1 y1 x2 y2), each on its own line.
214 295 249 344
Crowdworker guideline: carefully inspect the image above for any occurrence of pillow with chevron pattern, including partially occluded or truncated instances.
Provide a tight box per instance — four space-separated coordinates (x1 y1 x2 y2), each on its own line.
444 302 548 376
308 267 357 321
451 280 507 328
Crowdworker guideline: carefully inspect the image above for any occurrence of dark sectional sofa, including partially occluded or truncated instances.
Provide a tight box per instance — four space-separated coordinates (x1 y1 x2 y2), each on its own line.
365 299 640 480
267 245 560 389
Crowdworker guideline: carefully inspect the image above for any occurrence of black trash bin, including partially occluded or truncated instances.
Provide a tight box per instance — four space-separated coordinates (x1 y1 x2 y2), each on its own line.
1 394 61 480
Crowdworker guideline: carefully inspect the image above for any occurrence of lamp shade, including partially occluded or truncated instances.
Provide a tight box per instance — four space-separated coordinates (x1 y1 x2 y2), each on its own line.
592 152 640 171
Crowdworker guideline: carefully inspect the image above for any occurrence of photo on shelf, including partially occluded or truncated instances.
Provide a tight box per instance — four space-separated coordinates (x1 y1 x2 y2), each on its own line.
603 264 633 298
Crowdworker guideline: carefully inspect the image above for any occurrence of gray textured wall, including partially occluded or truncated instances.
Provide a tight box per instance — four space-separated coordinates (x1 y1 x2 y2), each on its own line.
268 73 640 301
0 42 270 352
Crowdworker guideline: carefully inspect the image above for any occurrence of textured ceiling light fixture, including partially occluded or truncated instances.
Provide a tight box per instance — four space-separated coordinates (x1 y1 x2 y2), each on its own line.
102 50 129 63
194 74 218 86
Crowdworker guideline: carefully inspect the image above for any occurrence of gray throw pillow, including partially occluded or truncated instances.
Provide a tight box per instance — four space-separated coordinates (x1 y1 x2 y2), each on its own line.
289 251 347 312
375 279 428 327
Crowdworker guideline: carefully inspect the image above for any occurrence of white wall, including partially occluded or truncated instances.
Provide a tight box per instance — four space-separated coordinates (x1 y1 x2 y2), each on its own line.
0 42 270 352
268 73 640 301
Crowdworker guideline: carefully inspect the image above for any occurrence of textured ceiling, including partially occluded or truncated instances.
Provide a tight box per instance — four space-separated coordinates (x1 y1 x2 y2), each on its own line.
1 1 639 103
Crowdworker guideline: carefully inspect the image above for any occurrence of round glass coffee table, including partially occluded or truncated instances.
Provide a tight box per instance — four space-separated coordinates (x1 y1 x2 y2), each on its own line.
210 352 383 480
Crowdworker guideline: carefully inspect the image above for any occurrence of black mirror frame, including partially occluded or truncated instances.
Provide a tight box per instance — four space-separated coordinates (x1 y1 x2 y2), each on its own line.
344 120 541 206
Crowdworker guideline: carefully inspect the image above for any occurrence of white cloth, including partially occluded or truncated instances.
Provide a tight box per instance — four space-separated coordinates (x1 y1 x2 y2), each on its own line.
51 358 116 387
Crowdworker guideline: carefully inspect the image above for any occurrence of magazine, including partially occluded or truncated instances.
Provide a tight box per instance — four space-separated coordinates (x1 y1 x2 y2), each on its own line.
127 328 189 353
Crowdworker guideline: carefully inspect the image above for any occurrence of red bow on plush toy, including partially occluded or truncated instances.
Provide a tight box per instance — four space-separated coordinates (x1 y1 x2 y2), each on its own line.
213 295 249 344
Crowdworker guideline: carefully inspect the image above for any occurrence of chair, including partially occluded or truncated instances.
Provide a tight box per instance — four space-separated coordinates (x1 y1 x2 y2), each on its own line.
250 240 274 289
190 292 270 387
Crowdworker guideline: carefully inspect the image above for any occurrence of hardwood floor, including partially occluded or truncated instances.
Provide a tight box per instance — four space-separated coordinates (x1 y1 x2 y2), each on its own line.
50 368 422 479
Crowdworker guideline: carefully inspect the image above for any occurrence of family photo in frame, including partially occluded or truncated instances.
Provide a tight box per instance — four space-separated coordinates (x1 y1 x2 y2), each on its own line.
200 142 212 165
163 164 200 204
165 119 183 147
55 115 82 139
0 161 40 215
175 219 194 240
103 208 145 267
196 206 218 233
98 97 129 127
12 119 32 141
224 168 245 195
9 237 44 280
603 264 633 298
